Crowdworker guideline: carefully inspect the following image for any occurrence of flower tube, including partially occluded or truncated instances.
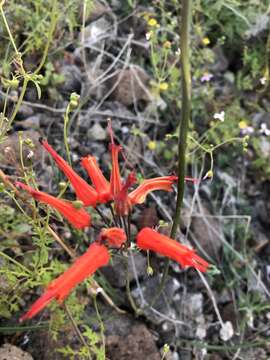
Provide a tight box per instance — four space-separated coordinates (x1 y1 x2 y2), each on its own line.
16 182 91 229
81 155 111 203
41 139 98 207
20 242 110 321
136 227 209 272
128 176 177 205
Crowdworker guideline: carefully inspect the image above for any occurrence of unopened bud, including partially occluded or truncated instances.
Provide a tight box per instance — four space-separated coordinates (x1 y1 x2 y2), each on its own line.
147 266 154 276
72 200 84 209
69 92 80 109
59 181 67 190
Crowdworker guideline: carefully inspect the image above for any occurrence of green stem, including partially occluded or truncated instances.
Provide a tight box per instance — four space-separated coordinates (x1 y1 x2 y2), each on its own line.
63 105 72 165
93 295 105 356
0 4 19 54
34 0 57 75
63 303 92 360
125 256 140 314
149 0 192 308
0 250 31 274
8 77 29 125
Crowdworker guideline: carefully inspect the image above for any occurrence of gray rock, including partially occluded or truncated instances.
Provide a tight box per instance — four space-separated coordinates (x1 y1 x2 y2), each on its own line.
0 344 33 360
190 205 222 259
87 122 107 141
17 104 34 119
101 252 147 288
110 66 151 106
18 114 41 130
106 324 161 360
58 65 82 94
132 275 181 325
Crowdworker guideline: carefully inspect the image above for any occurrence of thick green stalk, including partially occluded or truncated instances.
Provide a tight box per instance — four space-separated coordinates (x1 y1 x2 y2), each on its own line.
149 0 192 308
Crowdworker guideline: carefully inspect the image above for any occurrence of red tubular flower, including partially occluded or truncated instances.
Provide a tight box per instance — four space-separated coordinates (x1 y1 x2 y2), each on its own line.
128 176 178 205
100 227 127 248
110 143 122 198
41 139 98 207
20 242 110 321
115 172 137 216
81 156 111 203
136 227 209 272
16 182 91 229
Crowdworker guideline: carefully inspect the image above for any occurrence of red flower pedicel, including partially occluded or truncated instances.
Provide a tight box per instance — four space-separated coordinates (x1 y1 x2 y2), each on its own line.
16 182 91 229
136 227 209 272
41 139 98 207
20 242 110 321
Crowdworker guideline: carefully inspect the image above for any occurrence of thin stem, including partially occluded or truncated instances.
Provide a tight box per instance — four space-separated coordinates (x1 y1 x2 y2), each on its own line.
124 256 140 314
63 303 92 360
34 0 57 75
95 207 110 227
47 226 76 259
63 104 72 165
0 250 31 274
8 77 29 125
150 0 192 307
0 4 19 54
92 295 106 355
108 203 118 226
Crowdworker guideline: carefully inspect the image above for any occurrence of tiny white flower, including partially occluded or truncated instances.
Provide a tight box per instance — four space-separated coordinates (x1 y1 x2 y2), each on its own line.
260 77 267 85
259 123 270 136
27 150 34 159
175 48 181 56
213 111 225 122
145 32 151 40
220 321 234 341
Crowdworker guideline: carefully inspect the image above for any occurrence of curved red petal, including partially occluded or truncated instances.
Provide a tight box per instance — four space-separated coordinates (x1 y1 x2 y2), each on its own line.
20 243 110 320
16 182 91 229
41 140 98 207
136 227 209 272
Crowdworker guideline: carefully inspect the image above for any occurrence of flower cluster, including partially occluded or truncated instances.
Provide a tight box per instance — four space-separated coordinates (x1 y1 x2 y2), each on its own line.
17 124 209 321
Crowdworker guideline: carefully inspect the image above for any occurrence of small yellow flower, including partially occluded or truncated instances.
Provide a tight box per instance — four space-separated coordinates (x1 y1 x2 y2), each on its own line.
202 37 210 46
164 40 171 49
148 140 156 150
148 18 158 27
238 120 248 129
159 82 169 91
203 170 213 179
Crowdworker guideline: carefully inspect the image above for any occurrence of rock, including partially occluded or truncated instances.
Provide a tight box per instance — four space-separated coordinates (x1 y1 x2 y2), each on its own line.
240 347 267 360
246 14 269 38
190 205 221 259
17 104 34 119
110 66 151 106
253 200 269 227
87 122 107 141
138 205 159 229
132 275 181 325
79 0 111 23
259 137 270 157
81 16 111 46
0 344 33 360
106 324 161 360
17 114 41 130
57 65 82 95
211 46 229 72
100 252 147 288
